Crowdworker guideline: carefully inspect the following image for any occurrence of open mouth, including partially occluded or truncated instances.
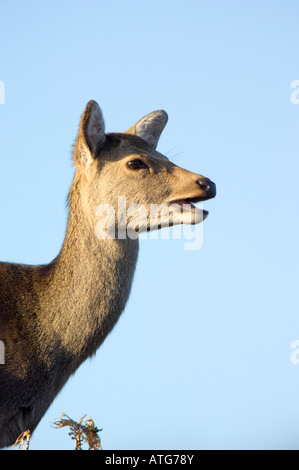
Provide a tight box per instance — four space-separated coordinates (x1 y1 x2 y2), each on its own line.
169 197 209 219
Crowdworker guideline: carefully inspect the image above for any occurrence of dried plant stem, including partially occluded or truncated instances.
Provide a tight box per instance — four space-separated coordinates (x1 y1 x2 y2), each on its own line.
53 413 102 450
13 429 31 450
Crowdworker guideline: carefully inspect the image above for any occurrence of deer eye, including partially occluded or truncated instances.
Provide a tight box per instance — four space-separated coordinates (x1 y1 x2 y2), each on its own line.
127 159 148 170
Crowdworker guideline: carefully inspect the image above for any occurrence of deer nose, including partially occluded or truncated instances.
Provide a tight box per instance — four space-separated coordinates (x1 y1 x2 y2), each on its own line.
197 178 216 199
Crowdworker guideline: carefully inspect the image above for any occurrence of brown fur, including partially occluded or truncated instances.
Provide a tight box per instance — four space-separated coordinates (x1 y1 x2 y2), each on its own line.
0 101 216 448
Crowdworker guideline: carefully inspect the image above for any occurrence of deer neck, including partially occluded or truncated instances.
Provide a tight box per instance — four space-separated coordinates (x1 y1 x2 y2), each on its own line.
40 174 139 364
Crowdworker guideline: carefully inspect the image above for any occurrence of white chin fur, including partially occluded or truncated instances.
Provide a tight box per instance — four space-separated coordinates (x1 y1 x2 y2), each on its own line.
95 203 207 240
146 203 206 231
169 203 206 225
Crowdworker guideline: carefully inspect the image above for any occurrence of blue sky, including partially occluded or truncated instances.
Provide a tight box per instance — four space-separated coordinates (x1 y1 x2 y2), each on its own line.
0 0 299 450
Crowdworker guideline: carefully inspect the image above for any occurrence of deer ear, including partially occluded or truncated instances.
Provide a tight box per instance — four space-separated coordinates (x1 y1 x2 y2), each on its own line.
74 100 106 168
126 110 168 148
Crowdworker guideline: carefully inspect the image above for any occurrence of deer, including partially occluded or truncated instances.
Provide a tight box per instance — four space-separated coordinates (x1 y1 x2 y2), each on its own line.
0 100 216 448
